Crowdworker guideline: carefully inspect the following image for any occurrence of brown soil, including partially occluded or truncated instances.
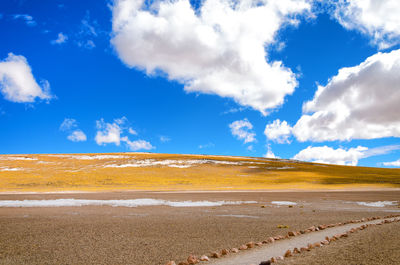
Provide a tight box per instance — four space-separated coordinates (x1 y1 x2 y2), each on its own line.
0 190 399 265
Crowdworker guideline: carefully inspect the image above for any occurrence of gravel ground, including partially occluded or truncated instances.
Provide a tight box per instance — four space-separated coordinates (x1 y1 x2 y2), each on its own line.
278 221 400 265
0 190 399 265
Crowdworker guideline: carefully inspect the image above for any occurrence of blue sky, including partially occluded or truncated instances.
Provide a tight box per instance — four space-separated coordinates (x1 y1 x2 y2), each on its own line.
1 0 400 167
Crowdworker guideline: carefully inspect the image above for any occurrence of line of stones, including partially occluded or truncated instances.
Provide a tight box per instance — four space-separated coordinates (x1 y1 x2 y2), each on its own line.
164 214 400 265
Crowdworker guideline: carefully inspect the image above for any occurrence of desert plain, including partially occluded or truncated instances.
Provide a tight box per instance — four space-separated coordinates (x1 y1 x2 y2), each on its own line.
0 153 399 265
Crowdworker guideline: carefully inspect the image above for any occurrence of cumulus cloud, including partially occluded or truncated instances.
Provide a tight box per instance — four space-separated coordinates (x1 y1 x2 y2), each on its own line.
292 49 400 142
51 32 68 45
264 144 278 158
293 145 400 166
382 159 400 167
229 118 256 144
111 0 312 115
293 145 367 166
13 14 36 26
67 130 87 142
95 117 155 151
122 137 154 151
331 0 400 49
60 118 87 142
0 53 53 103
95 118 124 146
264 119 292 144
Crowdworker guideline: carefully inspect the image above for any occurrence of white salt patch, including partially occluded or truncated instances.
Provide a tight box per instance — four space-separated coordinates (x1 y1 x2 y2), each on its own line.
217 214 260 219
104 159 242 168
0 167 23 171
168 164 192 168
356 201 397 207
0 156 37 161
271 201 297 206
0 199 257 208
49 155 129 160
276 166 294 170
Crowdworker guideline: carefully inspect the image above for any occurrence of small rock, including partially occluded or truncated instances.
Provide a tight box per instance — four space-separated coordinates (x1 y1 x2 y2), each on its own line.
259 261 271 265
221 249 229 255
284 249 292 257
246 242 255 248
187 254 199 264
293 247 301 254
288 231 296 237
270 257 276 263
231 248 239 253
165 261 176 265
178 262 189 265
239 245 248 250
199 255 209 261
300 247 308 252
256 242 263 246
277 256 284 260
211 252 221 258
321 239 329 244
325 236 329 241
313 242 321 248
267 237 275 243
307 243 313 249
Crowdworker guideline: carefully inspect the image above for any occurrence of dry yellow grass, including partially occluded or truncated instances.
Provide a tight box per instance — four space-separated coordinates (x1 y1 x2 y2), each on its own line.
0 152 399 192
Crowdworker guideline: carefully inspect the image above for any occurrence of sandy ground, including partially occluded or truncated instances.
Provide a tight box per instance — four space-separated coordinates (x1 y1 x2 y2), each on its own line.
0 190 399 265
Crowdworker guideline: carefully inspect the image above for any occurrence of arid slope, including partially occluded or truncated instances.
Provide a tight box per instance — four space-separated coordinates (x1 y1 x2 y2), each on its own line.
0 153 399 192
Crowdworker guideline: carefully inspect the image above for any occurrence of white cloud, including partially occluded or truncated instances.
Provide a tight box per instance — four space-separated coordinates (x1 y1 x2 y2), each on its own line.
293 144 400 166
13 14 36 26
95 117 154 150
76 11 99 49
67 130 87 142
95 118 124 146
199 142 214 149
264 144 278 158
0 53 53 103
51 32 68 45
60 118 77 131
128 128 138 135
332 0 400 49
229 118 256 144
292 49 400 142
60 118 87 142
159 135 170 142
122 138 154 151
264 119 292 144
111 0 312 115
293 145 367 166
382 159 400 167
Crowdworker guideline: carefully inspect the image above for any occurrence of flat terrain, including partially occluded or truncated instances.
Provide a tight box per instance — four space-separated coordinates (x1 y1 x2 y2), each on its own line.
0 153 399 192
0 190 399 265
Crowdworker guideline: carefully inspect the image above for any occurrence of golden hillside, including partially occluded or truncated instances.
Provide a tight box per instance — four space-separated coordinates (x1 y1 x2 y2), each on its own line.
0 153 399 192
